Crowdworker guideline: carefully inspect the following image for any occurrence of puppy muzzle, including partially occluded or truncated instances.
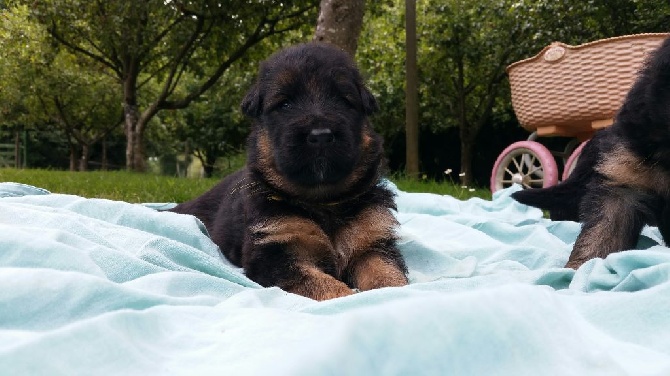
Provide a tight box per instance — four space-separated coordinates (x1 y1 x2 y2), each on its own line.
307 128 334 147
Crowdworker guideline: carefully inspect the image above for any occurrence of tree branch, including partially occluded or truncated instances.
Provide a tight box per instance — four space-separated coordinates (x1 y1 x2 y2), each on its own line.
137 14 189 62
48 23 122 78
157 19 265 110
159 5 313 110
153 15 207 108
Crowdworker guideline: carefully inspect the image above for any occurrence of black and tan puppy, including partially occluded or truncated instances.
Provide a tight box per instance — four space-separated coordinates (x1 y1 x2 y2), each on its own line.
171 43 408 300
512 36 670 269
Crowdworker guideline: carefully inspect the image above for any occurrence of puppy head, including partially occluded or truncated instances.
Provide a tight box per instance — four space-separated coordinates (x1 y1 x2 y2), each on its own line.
242 43 382 197
242 43 378 118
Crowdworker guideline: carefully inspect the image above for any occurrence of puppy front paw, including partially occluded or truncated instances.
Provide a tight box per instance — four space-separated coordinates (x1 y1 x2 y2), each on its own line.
350 252 408 291
284 263 354 301
290 283 354 301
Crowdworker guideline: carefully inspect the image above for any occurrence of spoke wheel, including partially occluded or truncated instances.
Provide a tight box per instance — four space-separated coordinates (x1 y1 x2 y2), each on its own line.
490 141 558 193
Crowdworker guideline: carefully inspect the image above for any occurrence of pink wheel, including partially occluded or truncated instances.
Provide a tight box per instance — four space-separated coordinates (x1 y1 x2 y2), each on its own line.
562 141 588 181
490 140 558 193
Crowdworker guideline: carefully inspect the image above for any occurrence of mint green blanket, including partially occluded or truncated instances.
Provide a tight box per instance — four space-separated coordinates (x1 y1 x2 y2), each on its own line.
1 182 669 375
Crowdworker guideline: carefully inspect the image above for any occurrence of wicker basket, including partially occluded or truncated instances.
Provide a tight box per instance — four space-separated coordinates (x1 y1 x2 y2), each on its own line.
507 33 669 136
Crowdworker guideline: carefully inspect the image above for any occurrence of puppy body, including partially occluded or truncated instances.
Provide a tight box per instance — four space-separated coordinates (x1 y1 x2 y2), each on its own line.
171 43 408 300
512 37 670 268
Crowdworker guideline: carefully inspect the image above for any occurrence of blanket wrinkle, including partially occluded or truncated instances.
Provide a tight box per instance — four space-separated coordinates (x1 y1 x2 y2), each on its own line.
1 181 669 375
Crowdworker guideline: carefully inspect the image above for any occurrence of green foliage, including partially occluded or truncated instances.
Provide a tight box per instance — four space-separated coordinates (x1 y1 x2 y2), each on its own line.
24 0 218 80
7 0 320 171
0 4 122 168
356 1 406 140
0 5 48 128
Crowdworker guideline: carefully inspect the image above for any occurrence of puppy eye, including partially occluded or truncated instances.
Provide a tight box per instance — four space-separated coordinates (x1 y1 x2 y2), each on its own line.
341 95 357 109
279 101 292 110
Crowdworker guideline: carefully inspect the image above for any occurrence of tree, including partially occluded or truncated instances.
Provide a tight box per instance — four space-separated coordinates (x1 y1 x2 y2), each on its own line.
32 65 122 171
314 0 365 55
0 4 121 170
18 0 319 172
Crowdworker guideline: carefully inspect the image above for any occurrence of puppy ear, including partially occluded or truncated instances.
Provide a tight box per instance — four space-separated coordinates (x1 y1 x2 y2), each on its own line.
241 82 263 117
359 85 379 116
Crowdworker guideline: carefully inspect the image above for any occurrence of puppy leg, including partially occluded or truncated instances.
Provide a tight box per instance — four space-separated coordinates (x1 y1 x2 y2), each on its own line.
348 250 408 291
247 216 353 301
567 188 644 269
283 262 354 300
336 207 408 290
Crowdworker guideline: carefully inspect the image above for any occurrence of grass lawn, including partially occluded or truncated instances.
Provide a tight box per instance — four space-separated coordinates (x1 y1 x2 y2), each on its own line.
0 168 491 203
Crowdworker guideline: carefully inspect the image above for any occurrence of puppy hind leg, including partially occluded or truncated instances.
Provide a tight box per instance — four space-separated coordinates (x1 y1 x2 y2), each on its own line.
567 190 644 269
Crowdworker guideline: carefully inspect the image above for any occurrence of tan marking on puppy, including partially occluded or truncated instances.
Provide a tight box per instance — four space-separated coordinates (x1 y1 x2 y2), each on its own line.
333 206 398 274
350 253 408 291
337 127 379 193
250 216 334 263
361 129 372 149
284 262 354 301
597 144 670 196
255 128 299 194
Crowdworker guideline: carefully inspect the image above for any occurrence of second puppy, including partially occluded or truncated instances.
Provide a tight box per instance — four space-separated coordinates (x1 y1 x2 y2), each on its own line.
512 36 670 269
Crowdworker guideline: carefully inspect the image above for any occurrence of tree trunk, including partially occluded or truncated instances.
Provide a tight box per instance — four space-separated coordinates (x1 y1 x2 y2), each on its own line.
79 144 89 171
122 62 148 172
69 146 77 172
202 152 218 178
459 127 476 186
203 163 214 178
404 0 419 179
123 107 148 172
132 126 146 172
314 0 365 56
101 137 108 171
124 103 143 172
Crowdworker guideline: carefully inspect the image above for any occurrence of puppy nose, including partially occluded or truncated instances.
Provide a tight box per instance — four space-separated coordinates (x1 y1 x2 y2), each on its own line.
307 128 334 146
